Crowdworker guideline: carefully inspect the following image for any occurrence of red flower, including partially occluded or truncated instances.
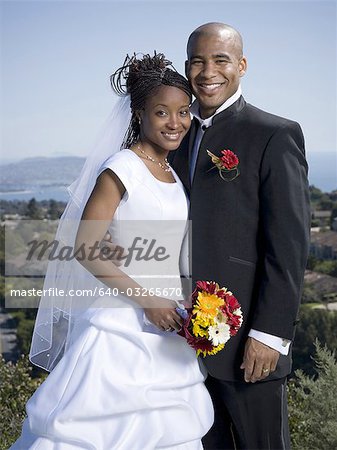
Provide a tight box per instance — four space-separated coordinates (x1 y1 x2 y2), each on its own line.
225 293 240 310
227 314 242 331
216 289 226 299
206 149 240 181
190 337 215 354
178 316 214 354
196 280 218 294
220 150 239 170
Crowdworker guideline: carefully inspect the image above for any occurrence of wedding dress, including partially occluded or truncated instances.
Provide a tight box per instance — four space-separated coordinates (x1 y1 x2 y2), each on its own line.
11 149 214 450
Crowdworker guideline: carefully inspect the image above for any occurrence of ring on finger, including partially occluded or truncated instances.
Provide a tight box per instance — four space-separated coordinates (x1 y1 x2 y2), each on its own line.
262 368 270 373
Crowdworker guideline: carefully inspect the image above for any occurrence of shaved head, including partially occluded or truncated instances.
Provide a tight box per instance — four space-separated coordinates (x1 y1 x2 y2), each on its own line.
185 22 247 118
187 22 243 59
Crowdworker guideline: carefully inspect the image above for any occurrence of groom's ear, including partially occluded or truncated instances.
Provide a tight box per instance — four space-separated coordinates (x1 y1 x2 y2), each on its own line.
185 60 189 78
239 56 247 77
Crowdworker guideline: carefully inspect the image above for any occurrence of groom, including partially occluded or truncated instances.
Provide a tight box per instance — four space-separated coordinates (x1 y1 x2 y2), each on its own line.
170 23 310 449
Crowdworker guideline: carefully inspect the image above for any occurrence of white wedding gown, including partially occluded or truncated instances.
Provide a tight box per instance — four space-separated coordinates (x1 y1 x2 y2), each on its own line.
11 150 214 450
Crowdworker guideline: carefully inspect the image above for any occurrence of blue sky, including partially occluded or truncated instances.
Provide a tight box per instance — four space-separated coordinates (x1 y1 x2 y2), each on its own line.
1 0 336 167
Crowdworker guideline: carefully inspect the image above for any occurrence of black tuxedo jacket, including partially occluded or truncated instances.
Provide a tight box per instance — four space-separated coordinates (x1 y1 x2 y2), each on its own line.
170 96 310 381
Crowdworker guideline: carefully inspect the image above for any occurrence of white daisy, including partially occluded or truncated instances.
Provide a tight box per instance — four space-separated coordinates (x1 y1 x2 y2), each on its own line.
208 322 231 346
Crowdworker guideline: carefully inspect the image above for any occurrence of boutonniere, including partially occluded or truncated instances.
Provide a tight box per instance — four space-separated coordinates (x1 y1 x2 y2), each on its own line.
207 149 240 181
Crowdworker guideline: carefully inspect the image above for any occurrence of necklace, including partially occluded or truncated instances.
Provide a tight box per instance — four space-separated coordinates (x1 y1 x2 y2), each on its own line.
137 145 171 172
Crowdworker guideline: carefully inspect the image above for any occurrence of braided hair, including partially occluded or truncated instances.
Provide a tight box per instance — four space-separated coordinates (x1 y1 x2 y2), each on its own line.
110 52 192 148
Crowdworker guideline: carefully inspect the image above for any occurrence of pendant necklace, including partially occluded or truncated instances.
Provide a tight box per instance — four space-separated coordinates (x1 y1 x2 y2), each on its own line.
137 145 171 172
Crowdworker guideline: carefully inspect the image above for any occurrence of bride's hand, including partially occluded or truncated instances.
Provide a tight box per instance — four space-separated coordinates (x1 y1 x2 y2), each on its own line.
143 297 184 332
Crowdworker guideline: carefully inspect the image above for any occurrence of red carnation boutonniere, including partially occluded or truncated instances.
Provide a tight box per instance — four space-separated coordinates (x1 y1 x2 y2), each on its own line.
207 149 240 181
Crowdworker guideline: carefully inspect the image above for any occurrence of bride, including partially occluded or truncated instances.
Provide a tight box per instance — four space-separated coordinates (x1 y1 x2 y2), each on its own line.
11 53 214 449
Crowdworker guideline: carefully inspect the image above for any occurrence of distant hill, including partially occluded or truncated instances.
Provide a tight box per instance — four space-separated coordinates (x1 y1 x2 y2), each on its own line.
0 152 335 194
0 156 85 192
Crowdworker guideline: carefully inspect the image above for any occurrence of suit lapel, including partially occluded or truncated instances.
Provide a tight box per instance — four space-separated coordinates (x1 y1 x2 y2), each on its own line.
170 118 199 195
171 97 246 193
188 118 199 162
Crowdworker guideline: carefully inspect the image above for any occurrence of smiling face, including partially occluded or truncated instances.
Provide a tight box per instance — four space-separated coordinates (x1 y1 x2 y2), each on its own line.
186 28 247 119
138 85 191 155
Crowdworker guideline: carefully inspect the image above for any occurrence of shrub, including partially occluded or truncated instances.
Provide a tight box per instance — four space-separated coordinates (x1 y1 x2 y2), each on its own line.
16 318 35 355
0 355 45 449
288 341 337 450
292 307 337 376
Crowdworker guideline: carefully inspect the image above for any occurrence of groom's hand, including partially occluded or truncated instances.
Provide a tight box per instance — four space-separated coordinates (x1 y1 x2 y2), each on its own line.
240 337 280 383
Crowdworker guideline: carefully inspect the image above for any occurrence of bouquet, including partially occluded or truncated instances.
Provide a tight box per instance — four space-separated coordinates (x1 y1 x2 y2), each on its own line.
177 281 243 357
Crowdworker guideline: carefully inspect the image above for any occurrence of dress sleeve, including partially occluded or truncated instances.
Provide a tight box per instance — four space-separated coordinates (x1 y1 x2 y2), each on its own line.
99 151 136 201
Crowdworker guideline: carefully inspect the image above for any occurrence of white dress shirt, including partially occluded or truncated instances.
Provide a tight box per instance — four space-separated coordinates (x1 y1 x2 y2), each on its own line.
190 85 290 355
189 86 242 182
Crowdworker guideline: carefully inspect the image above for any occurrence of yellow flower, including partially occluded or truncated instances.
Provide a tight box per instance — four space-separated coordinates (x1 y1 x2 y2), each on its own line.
207 343 225 356
194 291 224 318
192 321 208 338
192 314 213 329
197 343 225 357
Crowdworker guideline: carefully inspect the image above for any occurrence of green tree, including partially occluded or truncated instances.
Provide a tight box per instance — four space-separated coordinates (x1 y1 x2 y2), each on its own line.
306 254 318 271
317 195 333 210
309 185 324 202
331 204 337 217
16 316 36 355
288 341 337 450
301 284 317 304
293 307 337 376
25 198 42 219
47 199 62 220
331 206 337 228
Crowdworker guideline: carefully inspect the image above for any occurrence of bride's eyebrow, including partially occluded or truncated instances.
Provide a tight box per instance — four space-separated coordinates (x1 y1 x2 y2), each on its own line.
154 104 190 108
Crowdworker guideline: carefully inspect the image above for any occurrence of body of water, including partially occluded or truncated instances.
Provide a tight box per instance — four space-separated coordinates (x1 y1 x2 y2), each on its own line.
0 177 335 203
307 152 336 193
308 173 336 193
0 152 335 202
0 186 69 202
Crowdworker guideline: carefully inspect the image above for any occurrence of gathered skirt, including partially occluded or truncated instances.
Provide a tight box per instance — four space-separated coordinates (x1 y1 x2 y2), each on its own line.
11 301 214 449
